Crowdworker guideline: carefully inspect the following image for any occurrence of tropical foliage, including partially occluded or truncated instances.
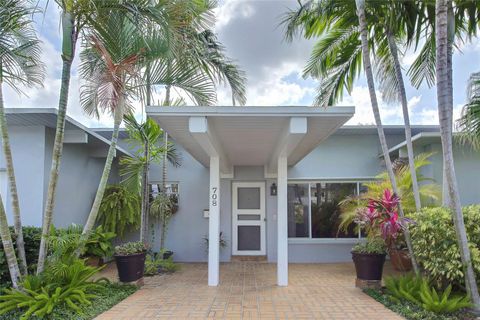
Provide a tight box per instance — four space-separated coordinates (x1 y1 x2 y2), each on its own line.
385 275 471 314
114 241 147 256
457 72 480 149
339 153 440 233
409 206 480 290
97 185 141 237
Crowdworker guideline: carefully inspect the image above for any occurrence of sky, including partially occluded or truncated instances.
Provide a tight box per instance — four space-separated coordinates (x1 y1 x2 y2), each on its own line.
4 0 480 128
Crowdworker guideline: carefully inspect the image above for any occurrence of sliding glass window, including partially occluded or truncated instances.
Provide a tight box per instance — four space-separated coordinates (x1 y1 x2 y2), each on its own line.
288 182 365 239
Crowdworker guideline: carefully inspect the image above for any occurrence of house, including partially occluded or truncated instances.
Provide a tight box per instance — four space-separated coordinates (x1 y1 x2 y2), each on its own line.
2 106 480 287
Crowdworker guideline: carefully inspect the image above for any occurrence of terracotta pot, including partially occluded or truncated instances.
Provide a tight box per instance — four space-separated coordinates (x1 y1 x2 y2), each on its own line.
115 252 146 282
352 252 386 280
85 256 102 267
389 248 413 272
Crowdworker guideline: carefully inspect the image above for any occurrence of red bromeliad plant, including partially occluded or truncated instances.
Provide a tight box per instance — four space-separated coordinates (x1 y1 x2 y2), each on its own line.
355 189 412 246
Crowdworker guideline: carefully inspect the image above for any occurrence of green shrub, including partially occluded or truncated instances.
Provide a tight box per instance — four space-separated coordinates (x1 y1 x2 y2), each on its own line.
351 238 386 254
385 274 471 314
385 274 424 304
365 288 472 320
97 185 140 237
409 206 480 289
418 283 471 314
144 253 179 276
84 226 116 258
0 260 104 319
0 227 42 284
114 241 147 256
0 283 136 320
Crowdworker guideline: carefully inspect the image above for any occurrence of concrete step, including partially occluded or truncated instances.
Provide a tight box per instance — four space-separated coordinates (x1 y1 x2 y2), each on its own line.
231 255 267 262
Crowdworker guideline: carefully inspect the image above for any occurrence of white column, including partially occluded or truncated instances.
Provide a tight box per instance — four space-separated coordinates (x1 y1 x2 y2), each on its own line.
208 156 220 286
277 156 288 286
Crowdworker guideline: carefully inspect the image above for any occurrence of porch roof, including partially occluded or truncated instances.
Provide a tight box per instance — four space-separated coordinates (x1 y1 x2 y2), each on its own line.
146 106 354 176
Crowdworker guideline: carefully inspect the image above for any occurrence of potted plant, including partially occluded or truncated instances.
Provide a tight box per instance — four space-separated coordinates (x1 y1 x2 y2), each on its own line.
352 189 411 282
84 226 116 266
388 234 413 272
114 241 147 282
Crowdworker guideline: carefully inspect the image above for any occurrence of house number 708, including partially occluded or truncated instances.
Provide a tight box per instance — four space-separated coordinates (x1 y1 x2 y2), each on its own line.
211 187 218 206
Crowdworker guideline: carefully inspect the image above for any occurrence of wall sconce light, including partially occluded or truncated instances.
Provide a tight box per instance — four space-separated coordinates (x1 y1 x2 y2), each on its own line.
270 183 277 196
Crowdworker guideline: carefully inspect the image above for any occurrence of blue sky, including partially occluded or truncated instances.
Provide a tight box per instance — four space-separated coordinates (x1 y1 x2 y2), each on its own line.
4 0 480 128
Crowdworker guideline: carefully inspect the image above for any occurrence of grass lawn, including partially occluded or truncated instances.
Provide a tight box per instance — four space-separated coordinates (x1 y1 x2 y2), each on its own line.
0 283 137 320
365 288 475 320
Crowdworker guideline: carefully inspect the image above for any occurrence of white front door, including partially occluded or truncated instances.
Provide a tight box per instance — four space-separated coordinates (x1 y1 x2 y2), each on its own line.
232 182 266 255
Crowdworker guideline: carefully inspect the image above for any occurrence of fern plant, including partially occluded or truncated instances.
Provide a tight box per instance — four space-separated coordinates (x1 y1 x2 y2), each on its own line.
419 283 471 314
385 274 424 304
97 185 141 237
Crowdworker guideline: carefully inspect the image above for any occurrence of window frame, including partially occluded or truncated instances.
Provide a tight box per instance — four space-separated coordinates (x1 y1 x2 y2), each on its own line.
287 179 373 243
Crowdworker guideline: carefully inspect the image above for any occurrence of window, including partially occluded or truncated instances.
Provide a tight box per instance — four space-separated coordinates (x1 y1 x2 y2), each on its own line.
288 181 365 239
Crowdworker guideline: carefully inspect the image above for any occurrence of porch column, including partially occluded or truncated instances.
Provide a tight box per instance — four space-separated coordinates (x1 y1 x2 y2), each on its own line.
277 155 288 286
208 156 220 286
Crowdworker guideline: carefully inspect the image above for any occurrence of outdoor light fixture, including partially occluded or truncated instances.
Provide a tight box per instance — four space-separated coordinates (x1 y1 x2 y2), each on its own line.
270 183 277 196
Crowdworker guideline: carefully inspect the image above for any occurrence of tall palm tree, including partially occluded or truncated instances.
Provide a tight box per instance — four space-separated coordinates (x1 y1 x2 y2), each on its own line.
354 0 418 273
36 0 186 274
0 196 19 288
79 13 147 239
0 0 44 276
435 0 480 310
282 0 419 272
282 0 423 212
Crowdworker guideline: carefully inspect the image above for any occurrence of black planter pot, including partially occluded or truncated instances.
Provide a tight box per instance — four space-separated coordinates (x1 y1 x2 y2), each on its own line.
351 252 386 281
163 251 173 259
115 252 146 282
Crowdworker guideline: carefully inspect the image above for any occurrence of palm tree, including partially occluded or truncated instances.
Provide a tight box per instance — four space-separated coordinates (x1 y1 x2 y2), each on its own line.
282 0 423 212
354 0 418 273
457 72 480 148
435 0 480 310
0 0 44 276
37 0 183 274
120 113 180 243
282 0 420 272
79 13 148 240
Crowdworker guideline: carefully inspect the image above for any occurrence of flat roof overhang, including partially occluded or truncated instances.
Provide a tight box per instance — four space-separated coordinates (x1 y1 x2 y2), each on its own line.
147 106 355 177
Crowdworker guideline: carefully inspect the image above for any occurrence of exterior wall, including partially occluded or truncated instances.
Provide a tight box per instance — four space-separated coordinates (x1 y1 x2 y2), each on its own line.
45 128 121 228
1 126 46 226
420 142 480 205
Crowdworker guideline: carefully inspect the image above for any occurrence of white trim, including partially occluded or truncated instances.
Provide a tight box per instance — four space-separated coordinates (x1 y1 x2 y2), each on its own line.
208 156 220 286
277 156 288 286
232 182 266 256
288 238 360 245
288 177 376 183
147 106 355 117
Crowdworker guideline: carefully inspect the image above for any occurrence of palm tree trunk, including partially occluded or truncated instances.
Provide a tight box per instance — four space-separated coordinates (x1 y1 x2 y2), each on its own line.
37 12 77 274
0 195 20 289
0 82 28 276
386 32 422 212
139 133 149 244
82 105 124 237
159 85 170 251
442 1 455 207
436 0 480 310
355 0 419 274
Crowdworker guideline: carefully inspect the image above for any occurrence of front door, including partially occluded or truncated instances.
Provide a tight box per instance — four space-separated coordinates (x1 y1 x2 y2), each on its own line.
232 182 266 255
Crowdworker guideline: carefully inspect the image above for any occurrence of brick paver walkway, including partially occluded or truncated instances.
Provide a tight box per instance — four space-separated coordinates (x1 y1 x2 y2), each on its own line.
96 262 402 319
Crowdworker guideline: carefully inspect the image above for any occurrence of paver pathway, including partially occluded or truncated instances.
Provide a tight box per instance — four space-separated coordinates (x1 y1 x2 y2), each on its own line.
96 262 402 319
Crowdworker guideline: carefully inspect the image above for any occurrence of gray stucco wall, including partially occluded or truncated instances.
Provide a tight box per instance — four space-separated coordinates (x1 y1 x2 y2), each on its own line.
420 142 480 205
44 127 121 227
2 126 46 226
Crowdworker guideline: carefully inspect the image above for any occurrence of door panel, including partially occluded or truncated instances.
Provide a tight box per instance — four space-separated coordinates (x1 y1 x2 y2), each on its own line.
232 182 266 255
